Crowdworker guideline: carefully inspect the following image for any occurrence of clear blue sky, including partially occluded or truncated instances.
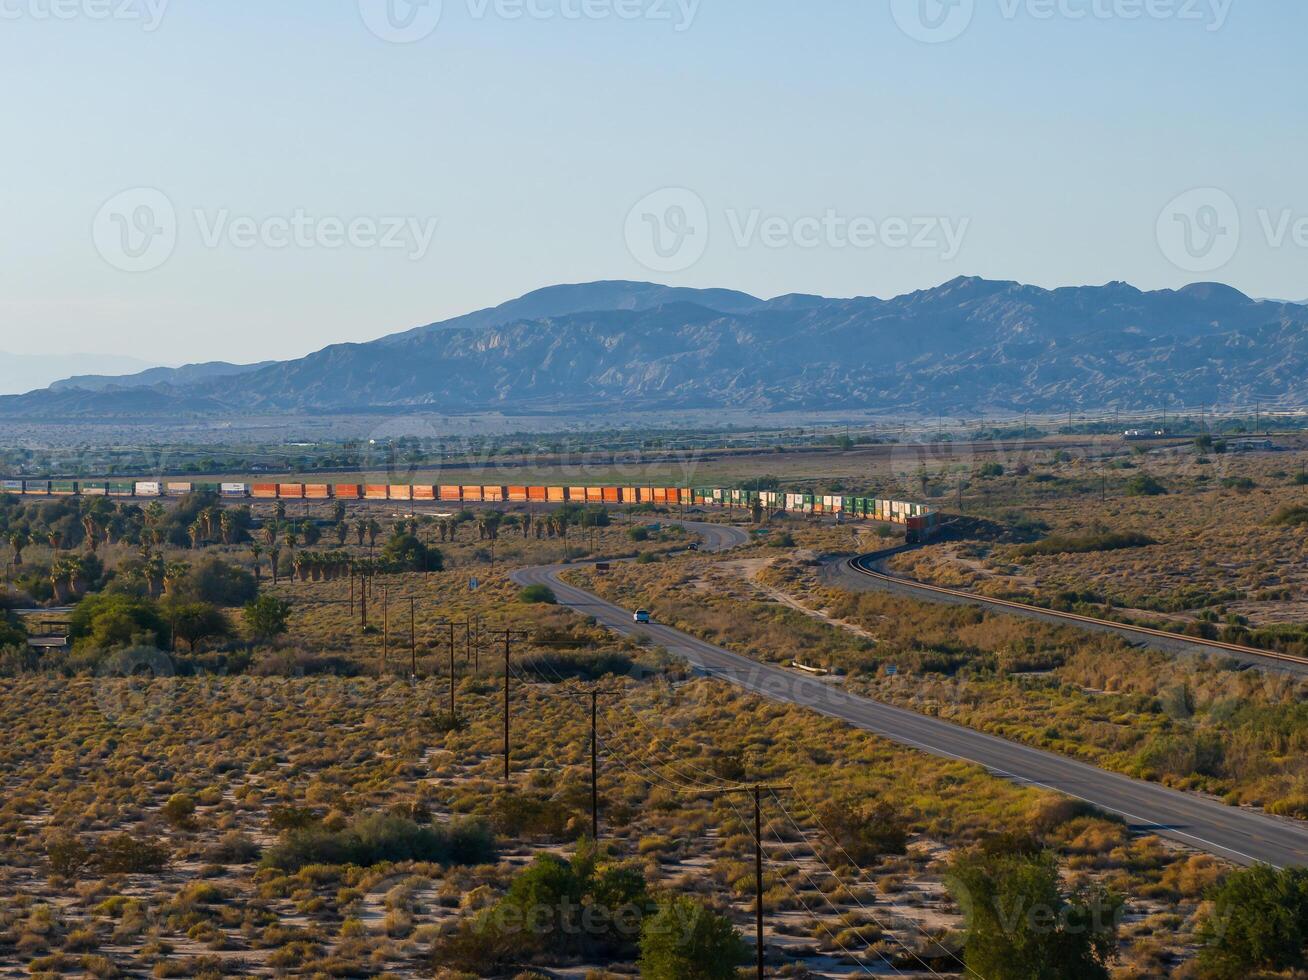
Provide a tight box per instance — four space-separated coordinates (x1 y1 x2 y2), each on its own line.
2 0 1304 364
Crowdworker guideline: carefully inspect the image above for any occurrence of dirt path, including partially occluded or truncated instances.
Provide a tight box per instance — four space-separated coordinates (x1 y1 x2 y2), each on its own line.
723 557 879 643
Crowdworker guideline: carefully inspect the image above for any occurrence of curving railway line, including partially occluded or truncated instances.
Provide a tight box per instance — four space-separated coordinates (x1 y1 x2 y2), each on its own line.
824 549 1308 677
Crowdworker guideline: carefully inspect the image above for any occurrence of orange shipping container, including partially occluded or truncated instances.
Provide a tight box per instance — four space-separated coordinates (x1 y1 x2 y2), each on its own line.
440 486 462 502
278 484 305 499
389 485 413 501
483 486 504 502
365 485 388 500
462 486 483 502
679 489 692 505
586 487 604 503
252 484 278 499
508 486 528 501
413 486 436 500
569 487 587 502
304 484 330 499
623 487 638 503
547 487 566 502
335 484 362 499
528 486 548 501
602 487 620 503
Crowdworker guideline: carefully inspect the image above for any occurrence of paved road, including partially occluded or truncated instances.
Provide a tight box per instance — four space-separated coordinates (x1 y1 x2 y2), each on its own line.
821 550 1308 677
513 524 1308 868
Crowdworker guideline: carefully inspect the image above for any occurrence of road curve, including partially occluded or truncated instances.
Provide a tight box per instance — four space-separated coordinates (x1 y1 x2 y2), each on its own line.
822 550 1308 677
513 526 1308 868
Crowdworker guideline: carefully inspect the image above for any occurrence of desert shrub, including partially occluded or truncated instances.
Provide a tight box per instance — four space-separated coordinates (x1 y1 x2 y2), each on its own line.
1125 474 1167 496
518 585 557 605
205 832 260 864
161 601 231 653
815 796 908 865
513 650 634 682
161 794 197 828
638 894 748 980
486 792 578 840
1197 865 1308 979
94 833 170 874
1271 504 1308 526
1013 532 1155 558
628 527 650 542
261 812 493 872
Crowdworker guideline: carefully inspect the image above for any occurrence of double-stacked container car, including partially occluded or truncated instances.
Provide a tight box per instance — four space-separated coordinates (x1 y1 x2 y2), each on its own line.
0 479 939 538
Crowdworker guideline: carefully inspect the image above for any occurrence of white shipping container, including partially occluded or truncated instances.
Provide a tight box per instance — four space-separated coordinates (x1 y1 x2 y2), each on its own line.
166 482 192 495
134 482 162 496
221 483 248 496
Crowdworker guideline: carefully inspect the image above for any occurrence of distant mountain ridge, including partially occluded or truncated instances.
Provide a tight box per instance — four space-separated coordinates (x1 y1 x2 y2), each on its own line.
9 277 1308 419
50 360 274 393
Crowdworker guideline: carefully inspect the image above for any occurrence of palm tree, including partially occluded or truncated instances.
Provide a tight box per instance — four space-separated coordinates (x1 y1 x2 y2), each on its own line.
81 514 101 553
188 520 204 550
50 557 72 604
219 510 235 545
144 553 165 598
354 519 367 546
366 519 381 548
274 500 286 521
334 522 348 546
8 530 28 567
45 526 61 554
164 561 190 596
292 552 307 582
284 529 299 550
269 545 281 585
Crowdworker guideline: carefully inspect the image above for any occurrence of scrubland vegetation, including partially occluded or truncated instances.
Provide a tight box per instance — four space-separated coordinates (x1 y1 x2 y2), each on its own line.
1 439 1306 975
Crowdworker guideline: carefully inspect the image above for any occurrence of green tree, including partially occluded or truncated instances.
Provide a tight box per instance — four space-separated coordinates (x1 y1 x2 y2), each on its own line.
1197 865 1308 979
68 593 168 651
165 601 232 652
946 849 1121 980
381 530 441 571
518 584 557 605
243 595 290 643
638 894 748 980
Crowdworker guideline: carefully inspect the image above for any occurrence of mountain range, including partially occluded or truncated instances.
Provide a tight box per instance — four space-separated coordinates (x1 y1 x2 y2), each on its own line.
5 277 1308 419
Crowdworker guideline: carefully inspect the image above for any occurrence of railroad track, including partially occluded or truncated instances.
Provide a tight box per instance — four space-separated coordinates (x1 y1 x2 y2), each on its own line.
845 552 1308 671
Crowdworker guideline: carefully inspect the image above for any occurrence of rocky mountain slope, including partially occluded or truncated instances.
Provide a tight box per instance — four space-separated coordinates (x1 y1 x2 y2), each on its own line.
6 278 1306 418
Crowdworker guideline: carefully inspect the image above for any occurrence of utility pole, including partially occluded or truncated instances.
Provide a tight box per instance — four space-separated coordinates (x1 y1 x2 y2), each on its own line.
409 597 417 683
695 785 788 980
359 570 367 628
435 620 470 717
486 629 530 782
381 587 389 677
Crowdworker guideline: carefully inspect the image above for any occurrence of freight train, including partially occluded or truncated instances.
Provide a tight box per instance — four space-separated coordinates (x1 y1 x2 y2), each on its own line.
1 480 939 540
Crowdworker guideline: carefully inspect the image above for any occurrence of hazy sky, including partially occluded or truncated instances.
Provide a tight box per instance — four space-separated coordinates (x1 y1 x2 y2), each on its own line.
2 0 1304 365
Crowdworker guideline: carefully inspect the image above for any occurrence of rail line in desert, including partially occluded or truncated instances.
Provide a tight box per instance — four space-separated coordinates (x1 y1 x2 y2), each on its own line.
846 552 1308 670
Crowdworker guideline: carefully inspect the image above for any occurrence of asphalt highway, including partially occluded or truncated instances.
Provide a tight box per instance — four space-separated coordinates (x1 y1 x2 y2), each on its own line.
512 521 1308 868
